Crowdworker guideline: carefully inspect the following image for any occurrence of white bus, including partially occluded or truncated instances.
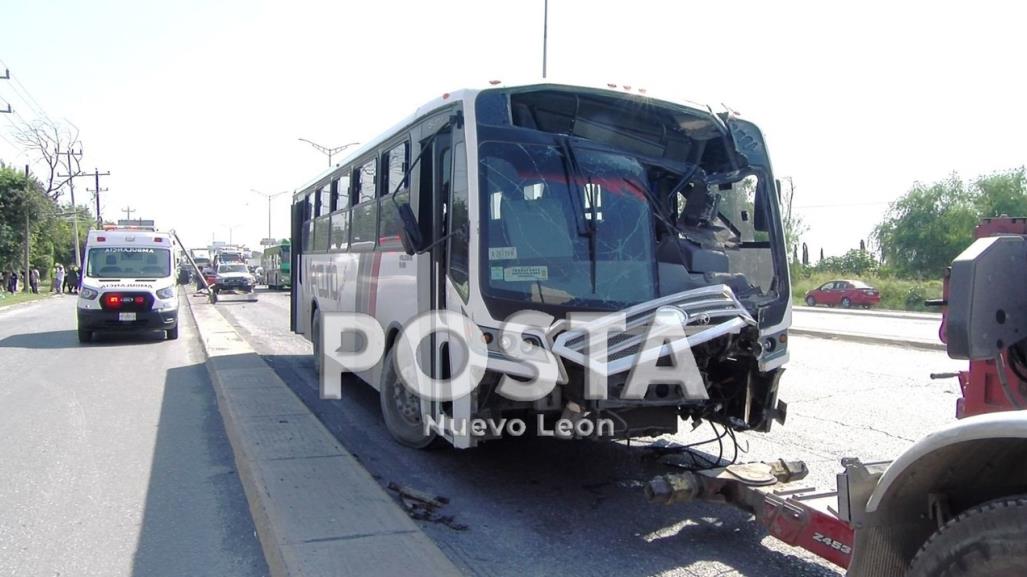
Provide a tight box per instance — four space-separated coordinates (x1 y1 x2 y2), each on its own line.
291 82 791 448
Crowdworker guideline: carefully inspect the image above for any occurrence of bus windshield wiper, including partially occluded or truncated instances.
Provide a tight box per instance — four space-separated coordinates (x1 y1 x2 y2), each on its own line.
558 138 597 293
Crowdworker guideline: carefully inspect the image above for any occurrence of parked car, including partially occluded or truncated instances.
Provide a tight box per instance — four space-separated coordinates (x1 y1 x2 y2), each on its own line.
804 279 881 308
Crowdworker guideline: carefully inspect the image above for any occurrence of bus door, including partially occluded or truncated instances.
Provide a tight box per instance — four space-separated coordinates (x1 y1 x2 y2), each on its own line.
290 199 304 332
414 122 474 447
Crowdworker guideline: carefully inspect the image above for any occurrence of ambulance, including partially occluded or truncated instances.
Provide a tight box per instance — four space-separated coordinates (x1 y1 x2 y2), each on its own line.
76 226 180 343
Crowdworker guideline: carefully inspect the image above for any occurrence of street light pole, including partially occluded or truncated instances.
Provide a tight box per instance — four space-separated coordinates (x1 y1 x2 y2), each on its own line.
250 189 290 242
543 0 549 79
297 138 359 168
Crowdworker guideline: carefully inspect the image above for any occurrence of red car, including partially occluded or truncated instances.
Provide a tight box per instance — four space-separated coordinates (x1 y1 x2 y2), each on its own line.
804 279 881 308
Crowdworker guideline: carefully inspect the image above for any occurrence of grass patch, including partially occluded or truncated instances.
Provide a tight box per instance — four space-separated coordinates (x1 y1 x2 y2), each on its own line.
791 271 943 312
0 281 58 309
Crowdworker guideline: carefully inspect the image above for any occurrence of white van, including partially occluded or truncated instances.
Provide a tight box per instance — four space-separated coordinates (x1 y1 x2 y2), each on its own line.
76 228 180 343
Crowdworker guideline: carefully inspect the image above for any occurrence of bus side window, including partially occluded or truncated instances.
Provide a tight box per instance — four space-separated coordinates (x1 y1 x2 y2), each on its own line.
351 159 378 250
448 142 469 301
303 193 314 249
379 142 408 248
335 175 351 211
319 185 331 217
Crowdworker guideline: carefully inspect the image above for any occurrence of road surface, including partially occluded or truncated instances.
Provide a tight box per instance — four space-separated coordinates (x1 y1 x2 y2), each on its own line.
216 289 964 577
792 306 943 347
0 294 268 577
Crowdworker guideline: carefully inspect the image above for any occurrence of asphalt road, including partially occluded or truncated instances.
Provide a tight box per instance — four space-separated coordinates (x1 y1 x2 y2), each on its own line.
0 294 268 577
216 290 965 577
791 307 943 346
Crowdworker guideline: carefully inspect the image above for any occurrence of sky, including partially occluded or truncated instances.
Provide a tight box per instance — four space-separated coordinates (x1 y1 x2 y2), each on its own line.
1 0 1025 256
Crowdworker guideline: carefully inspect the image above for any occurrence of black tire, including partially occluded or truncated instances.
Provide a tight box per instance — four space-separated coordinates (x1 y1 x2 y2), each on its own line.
805 295 816 306
77 329 92 343
840 297 852 308
908 496 1027 577
166 327 179 340
378 347 438 449
311 309 322 377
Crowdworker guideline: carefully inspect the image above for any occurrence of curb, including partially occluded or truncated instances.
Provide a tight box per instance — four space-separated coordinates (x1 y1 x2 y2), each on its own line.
0 291 59 313
790 327 946 351
185 294 464 577
792 305 940 321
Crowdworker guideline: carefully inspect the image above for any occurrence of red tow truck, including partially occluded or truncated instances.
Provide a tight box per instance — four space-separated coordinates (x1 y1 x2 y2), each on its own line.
646 217 1027 577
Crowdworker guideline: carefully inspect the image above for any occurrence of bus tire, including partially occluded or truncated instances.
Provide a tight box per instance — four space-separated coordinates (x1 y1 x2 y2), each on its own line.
379 347 438 449
907 495 1027 577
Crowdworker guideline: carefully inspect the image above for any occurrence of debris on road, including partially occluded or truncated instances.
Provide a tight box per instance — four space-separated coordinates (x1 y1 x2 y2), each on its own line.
387 482 467 531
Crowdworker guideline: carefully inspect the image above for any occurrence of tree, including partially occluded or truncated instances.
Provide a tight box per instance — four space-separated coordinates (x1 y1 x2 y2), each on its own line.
0 164 52 274
974 167 1027 218
9 118 82 201
817 248 879 276
779 177 809 264
873 168 1027 278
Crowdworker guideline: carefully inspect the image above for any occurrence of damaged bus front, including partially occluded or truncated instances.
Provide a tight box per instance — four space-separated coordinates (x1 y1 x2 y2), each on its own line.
463 85 791 445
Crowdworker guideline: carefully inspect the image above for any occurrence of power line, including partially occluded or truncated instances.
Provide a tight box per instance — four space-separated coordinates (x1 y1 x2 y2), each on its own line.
0 58 53 123
793 201 892 209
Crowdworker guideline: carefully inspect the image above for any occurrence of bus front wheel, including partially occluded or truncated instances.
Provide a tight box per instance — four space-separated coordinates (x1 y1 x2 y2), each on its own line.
379 347 439 449
311 309 322 376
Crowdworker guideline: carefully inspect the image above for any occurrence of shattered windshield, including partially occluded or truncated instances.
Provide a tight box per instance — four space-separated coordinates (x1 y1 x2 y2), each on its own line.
479 140 656 309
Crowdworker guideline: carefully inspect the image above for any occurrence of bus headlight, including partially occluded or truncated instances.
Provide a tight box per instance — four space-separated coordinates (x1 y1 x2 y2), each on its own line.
156 287 175 299
80 287 99 300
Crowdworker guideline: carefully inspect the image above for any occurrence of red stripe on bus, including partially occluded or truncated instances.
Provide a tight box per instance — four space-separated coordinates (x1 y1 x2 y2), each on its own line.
368 252 382 317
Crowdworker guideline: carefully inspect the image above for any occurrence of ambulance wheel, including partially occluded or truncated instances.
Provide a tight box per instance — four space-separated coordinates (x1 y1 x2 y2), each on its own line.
379 347 439 449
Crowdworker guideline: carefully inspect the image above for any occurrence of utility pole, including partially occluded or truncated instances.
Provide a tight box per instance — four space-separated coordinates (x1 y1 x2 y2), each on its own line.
542 0 549 79
86 168 110 226
122 205 135 221
23 164 29 292
0 68 11 114
297 138 359 168
56 147 85 270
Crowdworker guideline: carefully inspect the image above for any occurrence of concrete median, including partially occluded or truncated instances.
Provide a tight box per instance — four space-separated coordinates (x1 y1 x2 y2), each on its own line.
789 327 946 351
185 294 463 577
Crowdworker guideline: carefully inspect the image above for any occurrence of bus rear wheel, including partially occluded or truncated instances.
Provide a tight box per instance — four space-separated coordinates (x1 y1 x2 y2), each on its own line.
379 347 438 449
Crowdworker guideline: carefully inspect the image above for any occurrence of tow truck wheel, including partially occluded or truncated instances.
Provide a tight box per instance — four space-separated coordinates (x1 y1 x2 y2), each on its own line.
805 295 816 306
378 347 438 449
77 329 92 343
907 496 1027 577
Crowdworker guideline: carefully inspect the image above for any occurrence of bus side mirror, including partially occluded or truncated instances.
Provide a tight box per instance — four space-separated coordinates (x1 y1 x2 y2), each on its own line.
396 203 423 255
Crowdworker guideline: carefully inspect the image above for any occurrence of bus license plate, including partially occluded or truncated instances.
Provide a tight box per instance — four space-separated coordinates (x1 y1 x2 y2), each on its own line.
119 312 137 321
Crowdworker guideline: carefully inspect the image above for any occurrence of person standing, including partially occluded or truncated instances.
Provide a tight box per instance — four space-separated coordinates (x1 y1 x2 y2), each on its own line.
65 267 76 294
29 267 40 294
7 270 17 293
55 264 66 294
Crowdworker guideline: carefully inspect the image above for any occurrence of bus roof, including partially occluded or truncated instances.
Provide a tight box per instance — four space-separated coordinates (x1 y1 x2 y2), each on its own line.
292 81 720 201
